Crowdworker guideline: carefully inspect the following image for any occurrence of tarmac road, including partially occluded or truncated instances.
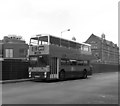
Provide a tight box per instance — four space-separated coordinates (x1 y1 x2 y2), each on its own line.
2 72 118 104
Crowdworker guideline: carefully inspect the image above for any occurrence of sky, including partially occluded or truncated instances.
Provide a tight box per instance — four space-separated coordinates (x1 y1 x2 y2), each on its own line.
0 0 119 46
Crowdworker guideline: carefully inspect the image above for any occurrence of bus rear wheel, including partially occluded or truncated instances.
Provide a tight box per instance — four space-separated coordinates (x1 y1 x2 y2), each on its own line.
59 71 65 81
82 70 87 79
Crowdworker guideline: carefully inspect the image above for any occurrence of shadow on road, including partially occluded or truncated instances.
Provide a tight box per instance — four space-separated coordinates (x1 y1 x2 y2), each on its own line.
31 76 92 83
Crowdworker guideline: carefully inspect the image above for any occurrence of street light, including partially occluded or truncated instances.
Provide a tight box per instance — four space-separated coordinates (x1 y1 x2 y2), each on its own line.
61 29 70 38
60 29 70 46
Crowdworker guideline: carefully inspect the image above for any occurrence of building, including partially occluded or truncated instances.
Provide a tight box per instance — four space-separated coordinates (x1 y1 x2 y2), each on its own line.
2 35 28 58
119 52 120 64
0 35 29 80
85 34 119 64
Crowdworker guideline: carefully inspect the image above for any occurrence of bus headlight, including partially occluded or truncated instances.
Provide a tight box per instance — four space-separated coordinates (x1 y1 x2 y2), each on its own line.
44 72 47 78
29 72 31 77
44 72 47 75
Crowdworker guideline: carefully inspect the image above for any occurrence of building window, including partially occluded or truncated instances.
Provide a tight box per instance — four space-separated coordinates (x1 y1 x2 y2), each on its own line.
5 49 13 58
81 45 89 51
94 46 97 49
19 49 27 57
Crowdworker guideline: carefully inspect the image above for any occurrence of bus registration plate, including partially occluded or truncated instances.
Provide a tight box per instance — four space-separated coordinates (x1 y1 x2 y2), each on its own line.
35 76 40 78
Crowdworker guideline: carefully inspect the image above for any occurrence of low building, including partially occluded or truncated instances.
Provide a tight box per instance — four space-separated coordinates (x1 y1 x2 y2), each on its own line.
85 34 119 65
119 52 120 64
0 35 29 80
2 35 28 58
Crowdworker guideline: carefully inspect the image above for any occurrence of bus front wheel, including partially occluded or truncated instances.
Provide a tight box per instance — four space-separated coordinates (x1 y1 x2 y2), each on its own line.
59 71 65 81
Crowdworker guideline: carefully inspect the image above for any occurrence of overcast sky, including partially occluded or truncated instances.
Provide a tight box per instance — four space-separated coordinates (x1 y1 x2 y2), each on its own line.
0 0 119 45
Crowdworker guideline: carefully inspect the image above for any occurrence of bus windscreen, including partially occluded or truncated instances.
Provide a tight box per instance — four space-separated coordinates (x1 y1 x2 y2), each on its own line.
30 36 48 45
29 55 49 67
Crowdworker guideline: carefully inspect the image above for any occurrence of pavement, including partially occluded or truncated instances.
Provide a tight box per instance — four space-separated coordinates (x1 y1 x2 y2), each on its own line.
0 78 34 84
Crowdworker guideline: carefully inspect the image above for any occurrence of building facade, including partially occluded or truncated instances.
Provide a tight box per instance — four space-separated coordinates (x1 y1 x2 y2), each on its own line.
85 34 119 64
1 35 28 58
119 53 120 64
0 35 29 80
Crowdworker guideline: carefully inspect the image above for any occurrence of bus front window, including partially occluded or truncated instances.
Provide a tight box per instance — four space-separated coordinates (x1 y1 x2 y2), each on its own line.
38 55 49 67
29 56 49 67
30 36 48 46
29 57 38 67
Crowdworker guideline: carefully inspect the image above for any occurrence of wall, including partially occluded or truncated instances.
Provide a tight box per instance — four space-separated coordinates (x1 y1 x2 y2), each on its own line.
92 63 119 73
3 43 28 58
2 59 29 80
0 61 2 80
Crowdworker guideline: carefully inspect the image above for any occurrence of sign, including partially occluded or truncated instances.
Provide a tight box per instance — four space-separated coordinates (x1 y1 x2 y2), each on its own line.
38 46 44 51
35 51 41 55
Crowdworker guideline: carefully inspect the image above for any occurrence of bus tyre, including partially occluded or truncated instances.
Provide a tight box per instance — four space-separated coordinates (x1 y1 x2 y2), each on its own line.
82 70 87 79
59 71 65 81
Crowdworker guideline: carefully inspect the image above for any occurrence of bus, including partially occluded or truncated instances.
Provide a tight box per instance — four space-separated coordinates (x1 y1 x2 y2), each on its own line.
28 34 93 80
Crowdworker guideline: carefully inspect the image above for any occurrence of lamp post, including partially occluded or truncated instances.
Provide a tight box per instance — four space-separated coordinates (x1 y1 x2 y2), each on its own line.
60 29 70 46
61 29 70 38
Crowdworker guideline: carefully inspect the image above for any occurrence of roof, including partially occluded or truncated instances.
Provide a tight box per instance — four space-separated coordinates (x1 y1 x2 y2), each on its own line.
86 33 118 47
2 36 26 44
85 33 101 43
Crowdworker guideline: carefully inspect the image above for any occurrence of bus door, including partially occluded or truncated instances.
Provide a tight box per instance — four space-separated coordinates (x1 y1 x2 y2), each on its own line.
50 57 59 79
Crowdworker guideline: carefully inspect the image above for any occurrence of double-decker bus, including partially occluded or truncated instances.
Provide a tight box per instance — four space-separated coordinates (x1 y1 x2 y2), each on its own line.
28 34 93 80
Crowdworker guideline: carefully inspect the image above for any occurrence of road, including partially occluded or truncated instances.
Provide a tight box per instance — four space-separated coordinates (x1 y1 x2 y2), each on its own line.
1 72 118 104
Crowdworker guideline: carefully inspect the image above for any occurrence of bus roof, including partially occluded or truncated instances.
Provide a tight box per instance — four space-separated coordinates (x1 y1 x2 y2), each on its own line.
49 34 91 46
30 34 91 47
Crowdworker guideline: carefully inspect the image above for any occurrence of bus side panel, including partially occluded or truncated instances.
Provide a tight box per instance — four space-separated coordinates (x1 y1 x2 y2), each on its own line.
60 65 83 78
49 45 93 61
60 65 92 78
